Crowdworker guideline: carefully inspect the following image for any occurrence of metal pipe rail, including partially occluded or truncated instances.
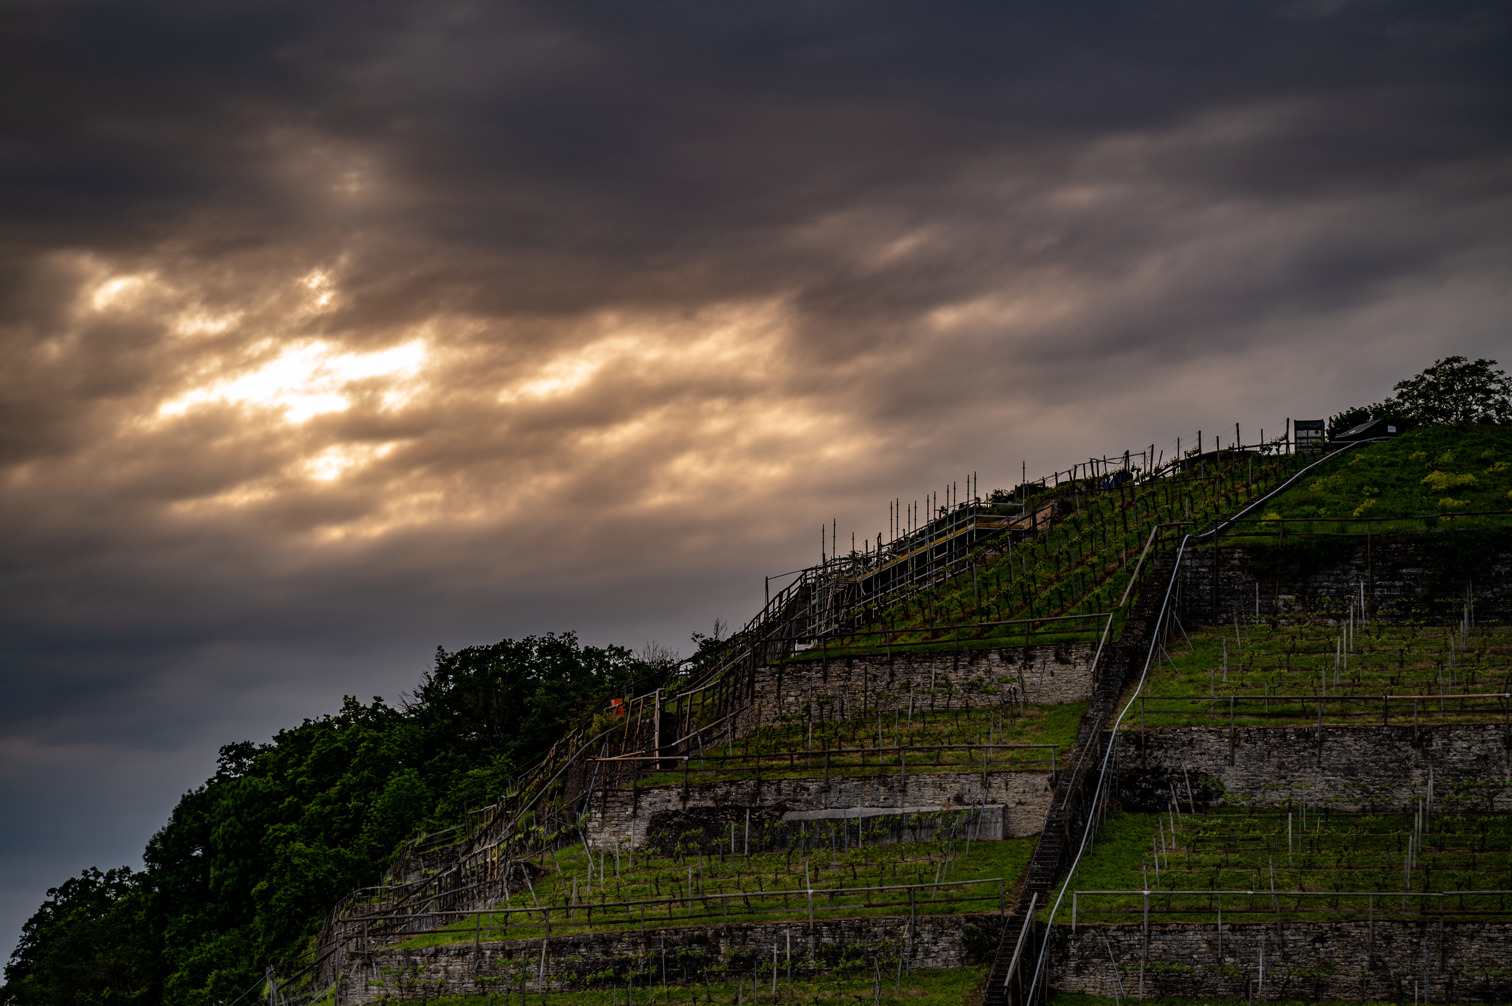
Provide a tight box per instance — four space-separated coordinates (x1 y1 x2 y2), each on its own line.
999 891 1037 997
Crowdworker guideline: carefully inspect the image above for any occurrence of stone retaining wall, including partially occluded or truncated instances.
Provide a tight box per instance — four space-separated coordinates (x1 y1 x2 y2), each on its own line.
1177 534 1512 625
1047 920 1512 1002
344 913 1000 1004
588 771 1055 849
752 643 1098 730
1111 723 1512 812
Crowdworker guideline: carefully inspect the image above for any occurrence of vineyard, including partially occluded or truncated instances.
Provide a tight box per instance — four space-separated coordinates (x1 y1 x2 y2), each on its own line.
1127 615 1512 729
397 835 1035 947
1059 806 1512 925
260 424 1512 1006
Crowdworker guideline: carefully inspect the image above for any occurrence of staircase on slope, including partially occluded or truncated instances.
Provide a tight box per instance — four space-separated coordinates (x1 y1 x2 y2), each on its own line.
983 548 1176 1006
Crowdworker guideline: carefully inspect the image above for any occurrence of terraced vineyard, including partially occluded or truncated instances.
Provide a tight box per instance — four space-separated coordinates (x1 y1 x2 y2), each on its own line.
636 703 1085 786
1127 615 1512 728
805 448 1306 657
374 966 987 1006
399 833 1035 947
1053 806 1512 925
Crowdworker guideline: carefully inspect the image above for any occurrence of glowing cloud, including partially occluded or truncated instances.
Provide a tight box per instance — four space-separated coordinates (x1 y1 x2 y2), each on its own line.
303 442 398 481
89 274 152 310
157 339 429 423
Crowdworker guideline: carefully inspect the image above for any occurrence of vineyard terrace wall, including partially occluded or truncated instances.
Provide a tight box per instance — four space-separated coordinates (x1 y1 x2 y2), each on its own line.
751 643 1098 731
1176 532 1512 626
1047 920 1512 1003
1110 723 1512 813
343 914 999 1005
587 770 1055 849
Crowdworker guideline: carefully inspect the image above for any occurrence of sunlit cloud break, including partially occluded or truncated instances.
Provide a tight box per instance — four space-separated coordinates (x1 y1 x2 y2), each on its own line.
156 339 430 423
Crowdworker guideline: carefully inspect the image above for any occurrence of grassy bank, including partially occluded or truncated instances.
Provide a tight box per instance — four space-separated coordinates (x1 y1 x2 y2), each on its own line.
1122 617 1512 729
380 965 988 1006
399 837 1036 947
639 704 1086 786
1045 807 1512 924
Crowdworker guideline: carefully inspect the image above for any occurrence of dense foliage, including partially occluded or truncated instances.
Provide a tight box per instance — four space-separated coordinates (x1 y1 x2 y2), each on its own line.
1 868 158 1006
1328 355 1512 436
2 634 663 1006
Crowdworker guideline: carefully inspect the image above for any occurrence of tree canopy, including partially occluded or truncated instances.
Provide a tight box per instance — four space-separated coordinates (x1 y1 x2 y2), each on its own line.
1328 356 1511 436
2 633 661 1006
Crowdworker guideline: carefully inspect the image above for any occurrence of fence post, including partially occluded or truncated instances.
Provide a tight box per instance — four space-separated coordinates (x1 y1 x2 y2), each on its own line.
1228 696 1236 766
1317 696 1325 765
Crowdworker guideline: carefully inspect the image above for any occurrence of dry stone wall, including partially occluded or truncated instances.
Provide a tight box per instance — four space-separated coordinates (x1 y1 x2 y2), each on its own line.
344 914 999 1005
588 770 1055 849
1111 723 1512 812
1177 534 1512 625
1048 920 1512 1002
750 643 1098 730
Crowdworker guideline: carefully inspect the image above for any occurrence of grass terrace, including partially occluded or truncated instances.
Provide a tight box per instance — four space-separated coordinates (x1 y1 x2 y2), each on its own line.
636 704 1086 786
394 832 1036 948
1045 997 1416 1006
1124 616 1512 730
1252 425 1512 530
377 965 988 1006
1048 806 1512 926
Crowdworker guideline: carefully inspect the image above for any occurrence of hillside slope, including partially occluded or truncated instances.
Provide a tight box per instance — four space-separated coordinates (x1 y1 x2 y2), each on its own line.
1264 424 1512 522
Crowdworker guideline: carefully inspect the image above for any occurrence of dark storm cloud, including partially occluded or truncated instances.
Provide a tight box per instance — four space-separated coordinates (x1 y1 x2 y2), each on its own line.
2 0 1510 957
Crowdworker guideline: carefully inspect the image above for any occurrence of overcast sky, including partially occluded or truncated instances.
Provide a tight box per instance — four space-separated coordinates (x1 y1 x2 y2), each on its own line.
2 0 1509 956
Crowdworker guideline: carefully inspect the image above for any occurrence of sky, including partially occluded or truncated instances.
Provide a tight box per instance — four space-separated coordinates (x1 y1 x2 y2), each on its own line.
2 0 1509 958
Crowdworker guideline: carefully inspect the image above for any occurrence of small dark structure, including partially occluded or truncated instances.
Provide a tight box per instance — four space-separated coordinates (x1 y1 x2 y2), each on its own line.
1334 417 1400 441
1294 418 1326 452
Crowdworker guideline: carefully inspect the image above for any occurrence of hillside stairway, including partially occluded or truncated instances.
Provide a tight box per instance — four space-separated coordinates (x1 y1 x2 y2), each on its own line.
983 548 1176 1006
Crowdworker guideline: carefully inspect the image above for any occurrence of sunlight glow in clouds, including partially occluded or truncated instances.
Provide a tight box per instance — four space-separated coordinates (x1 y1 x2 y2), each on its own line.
157 339 429 422
303 442 398 481
89 274 152 310
499 309 784 405
303 270 336 310
173 311 243 337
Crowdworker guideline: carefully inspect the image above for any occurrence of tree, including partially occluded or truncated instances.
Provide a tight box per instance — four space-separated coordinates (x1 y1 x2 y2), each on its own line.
1329 356 1510 437
1387 356 1511 427
8 634 665 1006
1 867 160 1006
